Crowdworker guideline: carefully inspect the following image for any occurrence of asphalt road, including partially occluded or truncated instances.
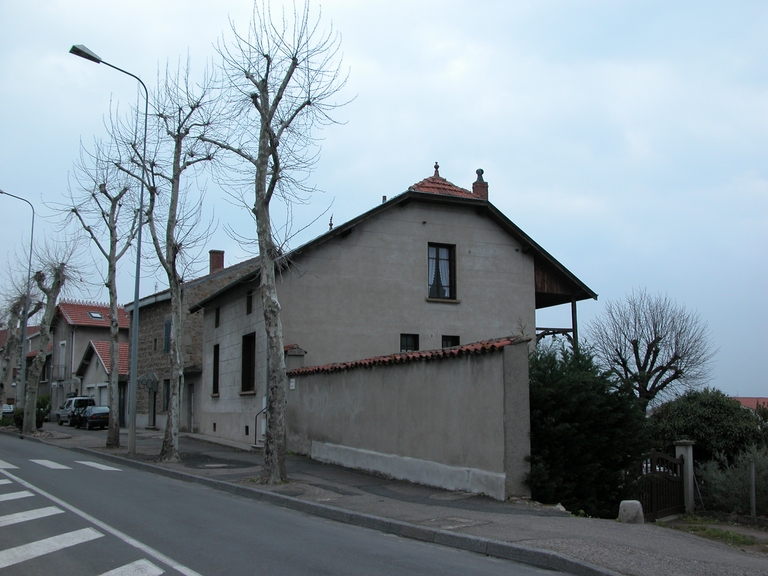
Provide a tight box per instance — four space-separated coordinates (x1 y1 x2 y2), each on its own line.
0 435 564 575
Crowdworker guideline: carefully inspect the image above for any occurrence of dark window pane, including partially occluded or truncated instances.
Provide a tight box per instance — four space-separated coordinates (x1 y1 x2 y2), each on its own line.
442 335 460 348
400 333 419 352
246 291 253 315
163 320 172 354
212 344 220 395
242 333 256 392
428 243 455 299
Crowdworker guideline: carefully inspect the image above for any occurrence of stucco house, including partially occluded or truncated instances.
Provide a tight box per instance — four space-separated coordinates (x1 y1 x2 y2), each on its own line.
75 341 129 416
124 252 259 432
23 301 129 414
190 166 596 451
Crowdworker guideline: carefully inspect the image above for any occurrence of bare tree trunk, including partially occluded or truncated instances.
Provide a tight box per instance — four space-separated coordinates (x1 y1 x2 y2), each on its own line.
160 280 183 462
0 297 23 407
106 252 121 448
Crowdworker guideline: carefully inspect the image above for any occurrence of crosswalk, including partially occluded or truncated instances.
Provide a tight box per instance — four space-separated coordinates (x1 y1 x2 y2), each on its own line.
0 458 169 575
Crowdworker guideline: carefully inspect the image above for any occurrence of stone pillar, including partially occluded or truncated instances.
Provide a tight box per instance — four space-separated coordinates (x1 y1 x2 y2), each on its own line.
674 440 695 514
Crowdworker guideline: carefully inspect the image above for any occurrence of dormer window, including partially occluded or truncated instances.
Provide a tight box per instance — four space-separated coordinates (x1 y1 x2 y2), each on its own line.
87 311 103 319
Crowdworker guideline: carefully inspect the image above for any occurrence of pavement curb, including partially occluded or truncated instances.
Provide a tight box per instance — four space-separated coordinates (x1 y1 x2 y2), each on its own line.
4 430 619 576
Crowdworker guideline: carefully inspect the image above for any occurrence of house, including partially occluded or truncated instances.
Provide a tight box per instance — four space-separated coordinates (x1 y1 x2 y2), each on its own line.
124 252 259 432
42 301 130 414
75 341 129 411
190 165 596 450
733 397 768 410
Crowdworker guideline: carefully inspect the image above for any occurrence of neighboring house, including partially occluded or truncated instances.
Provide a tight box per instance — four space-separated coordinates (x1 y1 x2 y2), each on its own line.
44 301 130 414
75 341 129 411
191 165 597 448
125 251 259 432
733 397 768 410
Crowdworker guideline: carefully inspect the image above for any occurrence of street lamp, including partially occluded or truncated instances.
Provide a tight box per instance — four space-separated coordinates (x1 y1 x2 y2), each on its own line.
70 44 148 455
0 190 35 410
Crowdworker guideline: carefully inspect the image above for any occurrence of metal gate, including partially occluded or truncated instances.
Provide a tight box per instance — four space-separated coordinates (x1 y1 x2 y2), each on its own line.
634 451 685 521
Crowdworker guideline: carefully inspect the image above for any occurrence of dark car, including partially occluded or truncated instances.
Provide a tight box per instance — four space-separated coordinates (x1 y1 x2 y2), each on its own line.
75 406 110 430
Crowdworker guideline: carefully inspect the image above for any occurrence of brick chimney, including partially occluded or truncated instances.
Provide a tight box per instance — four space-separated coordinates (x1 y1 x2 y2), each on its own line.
472 169 488 200
209 250 224 274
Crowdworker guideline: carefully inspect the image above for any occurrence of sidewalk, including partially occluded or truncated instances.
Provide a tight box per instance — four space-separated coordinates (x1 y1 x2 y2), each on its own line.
23 425 768 576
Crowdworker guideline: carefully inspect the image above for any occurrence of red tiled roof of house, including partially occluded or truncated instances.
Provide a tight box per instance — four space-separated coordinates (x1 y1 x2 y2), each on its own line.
58 300 129 329
27 340 52 358
91 341 130 376
409 163 477 199
733 397 768 410
288 335 526 376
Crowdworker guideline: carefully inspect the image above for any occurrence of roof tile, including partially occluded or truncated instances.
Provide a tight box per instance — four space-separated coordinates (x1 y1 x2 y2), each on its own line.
288 335 526 376
91 341 130 376
58 300 129 329
409 163 479 199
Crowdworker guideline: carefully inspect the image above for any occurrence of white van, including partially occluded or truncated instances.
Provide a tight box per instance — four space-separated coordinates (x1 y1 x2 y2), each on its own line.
57 396 95 426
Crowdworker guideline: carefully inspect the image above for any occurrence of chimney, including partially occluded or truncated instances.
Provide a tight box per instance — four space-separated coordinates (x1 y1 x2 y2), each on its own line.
472 169 488 200
209 250 224 274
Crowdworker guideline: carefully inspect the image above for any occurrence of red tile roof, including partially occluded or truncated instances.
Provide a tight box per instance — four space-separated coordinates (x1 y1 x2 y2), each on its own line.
409 163 478 199
288 336 526 376
91 341 130 376
733 397 768 410
58 300 129 329
26 340 52 358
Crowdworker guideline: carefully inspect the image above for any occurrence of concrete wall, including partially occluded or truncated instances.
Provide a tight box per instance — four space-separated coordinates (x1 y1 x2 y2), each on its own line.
285 341 531 500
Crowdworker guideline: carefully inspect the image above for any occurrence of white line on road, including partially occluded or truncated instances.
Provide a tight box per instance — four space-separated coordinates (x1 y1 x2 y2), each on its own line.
0 459 18 469
0 490 34 502
30 459 72 469
0 470 202 576
0 527 103 569
0 479 11 485
98 559 165 576
0 506 64 527
76 461 122 471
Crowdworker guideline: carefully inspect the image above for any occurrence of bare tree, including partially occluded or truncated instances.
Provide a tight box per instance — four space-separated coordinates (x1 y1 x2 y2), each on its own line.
60 140 140 448
0 291 42 407
115 63 217 462
23 242 80 434
586 288 716 410
204 1 347 482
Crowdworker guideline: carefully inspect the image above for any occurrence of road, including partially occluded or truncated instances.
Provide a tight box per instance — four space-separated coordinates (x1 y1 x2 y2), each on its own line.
0 434 563 575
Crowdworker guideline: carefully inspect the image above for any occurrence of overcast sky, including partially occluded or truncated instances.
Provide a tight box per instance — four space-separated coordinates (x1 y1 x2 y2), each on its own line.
1 1 766 397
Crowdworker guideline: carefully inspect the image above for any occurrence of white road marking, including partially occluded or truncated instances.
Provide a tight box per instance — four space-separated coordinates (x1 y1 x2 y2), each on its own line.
0 460 18 469
30 459 72 469
0 527 103 569
0 469 202 576
0 479 11 485
77 461 121 471
0 490 34 502
98 559 165 576
0 506 64 527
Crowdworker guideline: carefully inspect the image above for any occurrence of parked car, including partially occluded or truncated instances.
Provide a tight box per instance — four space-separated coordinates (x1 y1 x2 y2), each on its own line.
75 406 110 430
57 396 95 426
1 404 13 419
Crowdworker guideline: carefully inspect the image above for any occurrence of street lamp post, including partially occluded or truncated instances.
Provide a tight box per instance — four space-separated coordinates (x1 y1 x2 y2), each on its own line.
0 190 35 410
69 44 148 455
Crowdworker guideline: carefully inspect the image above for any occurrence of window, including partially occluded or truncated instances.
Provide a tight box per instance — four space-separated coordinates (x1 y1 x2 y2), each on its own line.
163 379 171 412
442 335 460 348
428 243 456 299
87 311 103 319
400 334 419 353
246 291 253 315
163 320 171 354
153 338 158 352
242 332 256 392
215 307 220 328
212 344 220 395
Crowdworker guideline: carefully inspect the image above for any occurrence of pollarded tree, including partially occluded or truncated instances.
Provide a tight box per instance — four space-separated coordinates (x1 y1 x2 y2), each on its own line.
114 64 217 462
61 140 140 448
204 1 347 483
0 288 42 407
587 288 715 410
23 241 81 434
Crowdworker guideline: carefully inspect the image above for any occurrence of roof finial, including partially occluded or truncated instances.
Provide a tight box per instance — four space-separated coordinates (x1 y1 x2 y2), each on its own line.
475 168 485 182
434 162 440 177
329 215 334 230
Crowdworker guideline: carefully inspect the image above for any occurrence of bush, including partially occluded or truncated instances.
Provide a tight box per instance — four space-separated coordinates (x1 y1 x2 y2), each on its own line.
11 396 52 431
527 344 650 518
649 388 763 463
698 446 768 515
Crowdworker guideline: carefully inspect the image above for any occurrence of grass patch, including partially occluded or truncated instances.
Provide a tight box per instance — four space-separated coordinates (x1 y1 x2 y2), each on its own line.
677 525 756 547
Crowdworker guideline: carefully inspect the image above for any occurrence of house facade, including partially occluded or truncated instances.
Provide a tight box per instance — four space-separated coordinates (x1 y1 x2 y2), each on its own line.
46 301 130 414
75 341 129 407
125 252 259 432
191 166 597 447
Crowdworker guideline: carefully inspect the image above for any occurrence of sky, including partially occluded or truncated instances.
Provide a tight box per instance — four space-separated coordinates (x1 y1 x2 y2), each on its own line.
0 1 766 397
